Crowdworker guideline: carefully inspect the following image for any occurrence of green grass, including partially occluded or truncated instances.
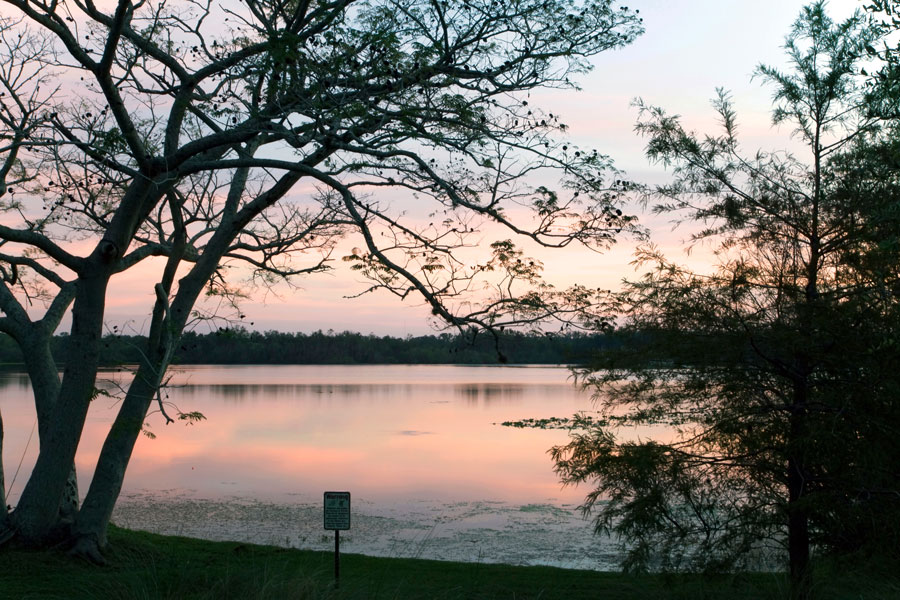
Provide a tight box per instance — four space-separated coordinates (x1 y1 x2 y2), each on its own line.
0 526 897 599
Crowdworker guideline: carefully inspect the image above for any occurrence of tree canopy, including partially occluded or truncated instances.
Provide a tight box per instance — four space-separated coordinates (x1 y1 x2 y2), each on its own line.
539 3 900 597
0 327 614 365
0 0 642 560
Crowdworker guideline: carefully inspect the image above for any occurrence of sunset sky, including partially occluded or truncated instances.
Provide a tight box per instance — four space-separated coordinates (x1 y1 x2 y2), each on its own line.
102 0 862 336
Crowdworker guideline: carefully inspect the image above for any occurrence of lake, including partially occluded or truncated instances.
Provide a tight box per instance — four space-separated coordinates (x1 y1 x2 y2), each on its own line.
1 364 620 569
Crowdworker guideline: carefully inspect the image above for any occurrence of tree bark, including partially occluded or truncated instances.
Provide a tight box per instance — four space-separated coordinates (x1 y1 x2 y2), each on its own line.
25 335 62 437
11 271 109 543
787 461 810 599
74 363 161 551
10 171 162 544
21 335 79 522
787 384 811 600
73 173 250 552
73 289 208 550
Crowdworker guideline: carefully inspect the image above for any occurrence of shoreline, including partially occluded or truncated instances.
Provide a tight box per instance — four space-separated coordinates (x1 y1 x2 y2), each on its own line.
111 491 621 571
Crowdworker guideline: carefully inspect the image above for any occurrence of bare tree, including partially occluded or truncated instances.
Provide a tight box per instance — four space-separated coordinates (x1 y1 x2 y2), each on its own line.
0 0 642 560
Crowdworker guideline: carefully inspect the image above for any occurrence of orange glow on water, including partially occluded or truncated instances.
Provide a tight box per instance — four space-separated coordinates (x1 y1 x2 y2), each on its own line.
3 365 594 505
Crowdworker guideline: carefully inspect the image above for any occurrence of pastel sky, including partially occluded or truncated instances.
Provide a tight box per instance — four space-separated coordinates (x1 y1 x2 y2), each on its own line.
101 0 861 337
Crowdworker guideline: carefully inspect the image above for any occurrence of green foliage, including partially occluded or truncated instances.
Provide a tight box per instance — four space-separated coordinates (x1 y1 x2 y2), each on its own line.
542 1 900 586
862 1 900 118
0 328 613 366
176 411 206 424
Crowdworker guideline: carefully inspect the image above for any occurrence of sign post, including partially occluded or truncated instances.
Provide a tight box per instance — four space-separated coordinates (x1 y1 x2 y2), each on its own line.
324 491 351 587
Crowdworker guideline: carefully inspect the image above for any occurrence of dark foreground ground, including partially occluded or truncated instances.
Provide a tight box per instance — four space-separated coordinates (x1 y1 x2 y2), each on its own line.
1 526 898 599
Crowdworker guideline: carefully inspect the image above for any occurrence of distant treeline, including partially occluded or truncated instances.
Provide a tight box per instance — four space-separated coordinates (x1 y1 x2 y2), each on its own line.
0 328 616 366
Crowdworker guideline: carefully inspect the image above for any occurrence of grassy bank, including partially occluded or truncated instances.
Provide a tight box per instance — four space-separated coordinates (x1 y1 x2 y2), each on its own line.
1 526 896 599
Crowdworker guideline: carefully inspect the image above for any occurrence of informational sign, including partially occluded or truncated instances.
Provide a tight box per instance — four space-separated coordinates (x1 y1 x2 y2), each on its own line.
324 491 351 531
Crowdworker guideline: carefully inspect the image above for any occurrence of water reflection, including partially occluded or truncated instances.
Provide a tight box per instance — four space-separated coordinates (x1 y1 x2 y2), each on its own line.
169 381 540 407
1 365 591 506
180 383 404 401
456 383 525 406
0 372 34 390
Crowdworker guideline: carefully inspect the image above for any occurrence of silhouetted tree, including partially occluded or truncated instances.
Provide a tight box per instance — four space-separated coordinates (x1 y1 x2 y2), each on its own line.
863 0 900 118
545 4 899 598
0 0 641 560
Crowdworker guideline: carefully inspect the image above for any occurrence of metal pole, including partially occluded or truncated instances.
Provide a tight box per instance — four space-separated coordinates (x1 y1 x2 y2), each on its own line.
334 529 340 587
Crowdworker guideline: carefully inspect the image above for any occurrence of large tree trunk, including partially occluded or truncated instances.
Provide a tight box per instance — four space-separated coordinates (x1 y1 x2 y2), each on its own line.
0 288 79 531
72 175 247 555
74 364 162 554
787 455 810 600
787 382 811 600
11 273 109 544
73 289 207 554
6 151 165 546
23 336 80 523
26 336 63 434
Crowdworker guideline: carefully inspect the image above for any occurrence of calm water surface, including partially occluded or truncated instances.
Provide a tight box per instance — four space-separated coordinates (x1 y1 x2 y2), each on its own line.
1 365 592 506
